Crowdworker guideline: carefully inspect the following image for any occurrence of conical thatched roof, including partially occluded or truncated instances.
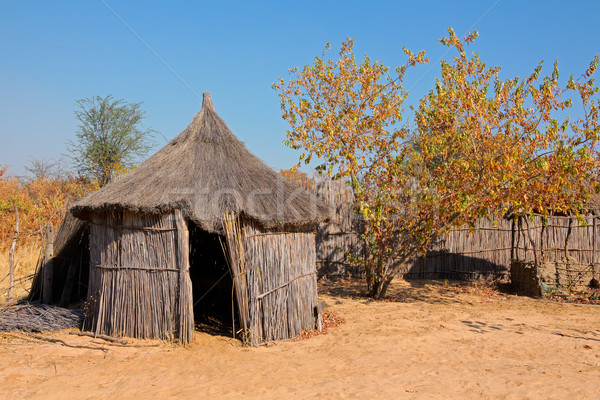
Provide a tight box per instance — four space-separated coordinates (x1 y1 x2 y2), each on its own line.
71 93 329 233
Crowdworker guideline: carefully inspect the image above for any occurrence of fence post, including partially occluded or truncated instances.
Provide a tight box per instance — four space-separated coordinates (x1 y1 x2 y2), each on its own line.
8 201 20 301
41 225 55 304
594 217 598 280
510 217 516 262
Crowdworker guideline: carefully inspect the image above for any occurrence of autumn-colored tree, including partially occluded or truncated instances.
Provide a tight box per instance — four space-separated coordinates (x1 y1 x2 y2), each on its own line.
0 166 97 244
414 29 600 272
279 168 314 190
274 30 600 299
273 37 428 297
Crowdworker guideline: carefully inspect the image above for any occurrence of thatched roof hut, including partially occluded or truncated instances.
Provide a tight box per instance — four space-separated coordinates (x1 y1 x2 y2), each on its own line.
40 93 329 345
71 93 326 232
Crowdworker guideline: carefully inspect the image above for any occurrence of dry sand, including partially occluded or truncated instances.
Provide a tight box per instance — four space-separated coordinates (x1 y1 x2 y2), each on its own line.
0 280 599 400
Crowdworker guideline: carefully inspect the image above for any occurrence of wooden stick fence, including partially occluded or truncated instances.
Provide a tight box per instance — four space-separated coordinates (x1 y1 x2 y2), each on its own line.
310 179 364 277
310 179 512 279
409 218 513 280
309 178 600 280
512 213 600 274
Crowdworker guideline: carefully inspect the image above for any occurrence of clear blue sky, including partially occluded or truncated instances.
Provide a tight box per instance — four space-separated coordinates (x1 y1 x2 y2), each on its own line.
2 0 599 177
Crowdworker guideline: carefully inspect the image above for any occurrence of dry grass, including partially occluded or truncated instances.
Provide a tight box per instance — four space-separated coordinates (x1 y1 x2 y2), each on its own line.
0 241 42 302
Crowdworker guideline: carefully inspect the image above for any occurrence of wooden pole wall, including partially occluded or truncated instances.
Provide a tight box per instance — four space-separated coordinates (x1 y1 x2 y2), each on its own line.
310 177 600 280
174 209 194 344
84 210 194 343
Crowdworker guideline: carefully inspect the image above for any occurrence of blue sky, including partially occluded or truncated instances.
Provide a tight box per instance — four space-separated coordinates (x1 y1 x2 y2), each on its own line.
2 0 599 177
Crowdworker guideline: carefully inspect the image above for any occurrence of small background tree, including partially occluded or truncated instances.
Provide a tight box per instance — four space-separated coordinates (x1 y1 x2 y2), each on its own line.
25 157 69 180
67 95 156 186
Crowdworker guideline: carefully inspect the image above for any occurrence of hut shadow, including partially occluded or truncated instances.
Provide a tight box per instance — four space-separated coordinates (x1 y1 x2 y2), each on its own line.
318 278 468 305
390 280 465 304
318 278 367 299
194 316 236 339
29 214 90 306
405 251 508 281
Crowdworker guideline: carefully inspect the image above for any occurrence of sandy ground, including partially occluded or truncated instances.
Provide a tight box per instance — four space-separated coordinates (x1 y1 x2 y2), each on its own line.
0 280 599 400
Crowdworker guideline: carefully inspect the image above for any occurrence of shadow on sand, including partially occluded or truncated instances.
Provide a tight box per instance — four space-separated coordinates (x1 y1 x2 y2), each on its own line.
318 278 486 305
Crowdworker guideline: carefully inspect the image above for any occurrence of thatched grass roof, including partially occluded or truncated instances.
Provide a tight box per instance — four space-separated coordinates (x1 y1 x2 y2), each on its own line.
71 93 329 233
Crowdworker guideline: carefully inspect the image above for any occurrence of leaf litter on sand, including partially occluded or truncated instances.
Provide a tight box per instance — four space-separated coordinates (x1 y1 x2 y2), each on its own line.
290 310 345 342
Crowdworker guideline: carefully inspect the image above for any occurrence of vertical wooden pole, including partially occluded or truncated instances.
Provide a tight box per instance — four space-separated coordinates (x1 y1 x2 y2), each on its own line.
518 217 525 260
174 210 193 344
8 201 20 301
41 225 55 304
540 221 546 263
510 217 516 262
564 217 573 260
593 217 598 279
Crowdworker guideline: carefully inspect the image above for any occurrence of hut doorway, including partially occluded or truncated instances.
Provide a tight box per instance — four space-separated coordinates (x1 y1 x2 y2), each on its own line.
188 223 238 335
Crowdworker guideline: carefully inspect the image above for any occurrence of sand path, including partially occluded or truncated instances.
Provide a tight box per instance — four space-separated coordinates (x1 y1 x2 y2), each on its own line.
1 280 598 399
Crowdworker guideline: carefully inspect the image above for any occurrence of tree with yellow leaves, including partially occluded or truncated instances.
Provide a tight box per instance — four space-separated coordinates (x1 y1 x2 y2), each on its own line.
274 29 600 298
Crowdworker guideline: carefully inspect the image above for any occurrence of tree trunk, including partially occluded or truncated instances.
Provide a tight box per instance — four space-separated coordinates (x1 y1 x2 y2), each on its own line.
367 248 414 299
510 217 516 261
365 267 375 292
369 274 393 299
564 217 573 259
368 255 405 299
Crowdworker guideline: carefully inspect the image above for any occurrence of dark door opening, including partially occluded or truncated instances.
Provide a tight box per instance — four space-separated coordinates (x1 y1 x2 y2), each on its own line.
188 222 238 336
30 225 90 306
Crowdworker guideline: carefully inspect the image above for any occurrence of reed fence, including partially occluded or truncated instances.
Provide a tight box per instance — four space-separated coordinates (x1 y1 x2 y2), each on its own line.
409 219 513 280
512 214 600 266
310 179 600 280
310 179 363 277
